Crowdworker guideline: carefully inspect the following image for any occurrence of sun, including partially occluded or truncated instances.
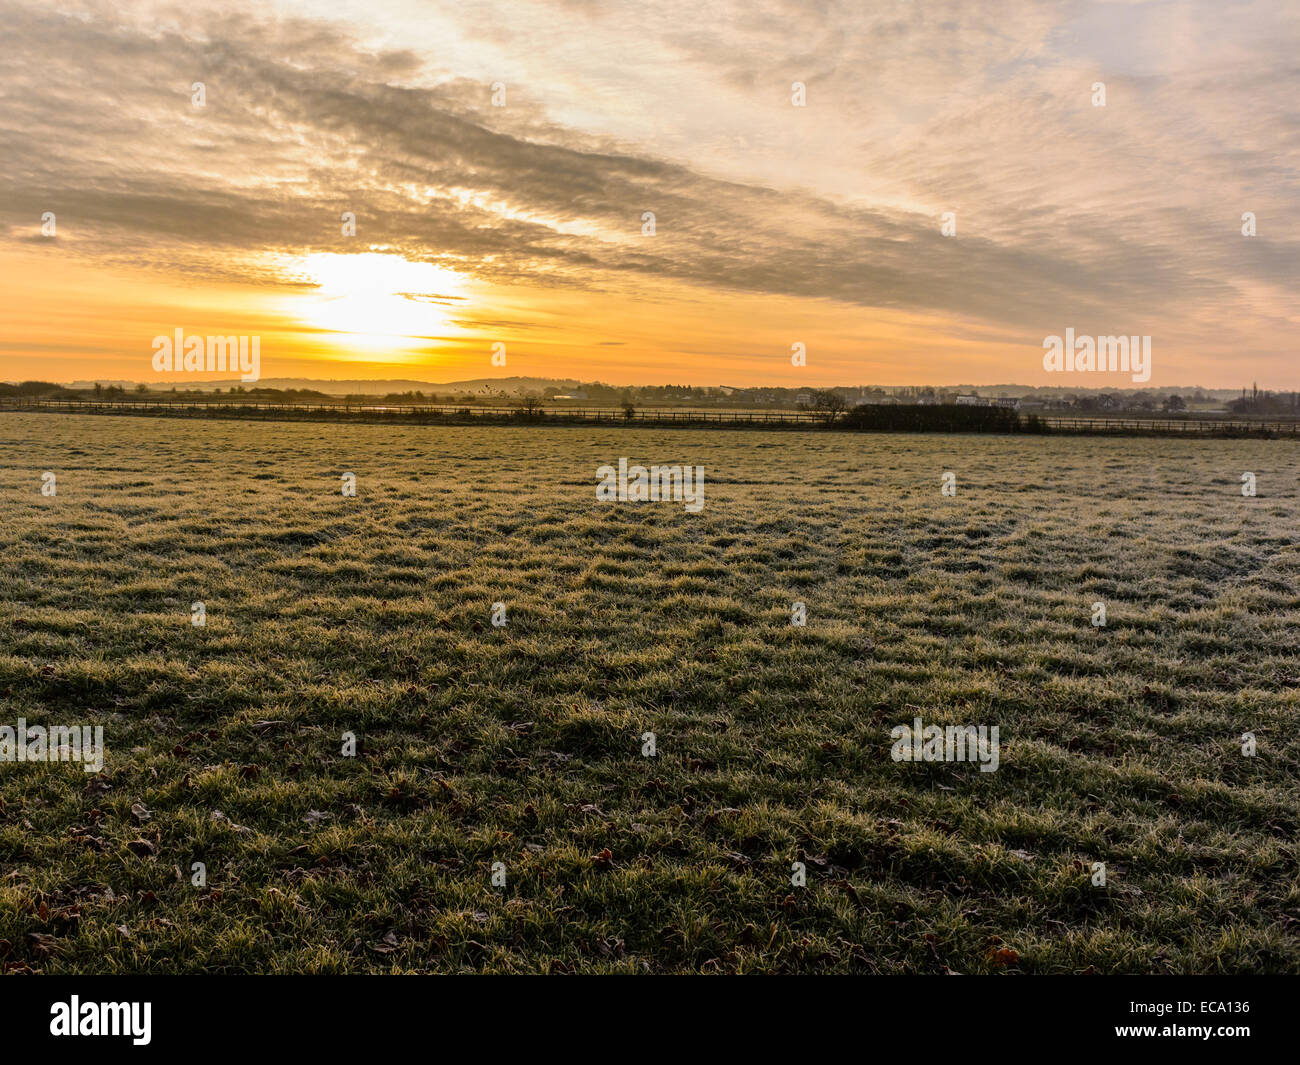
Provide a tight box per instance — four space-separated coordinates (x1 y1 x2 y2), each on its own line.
285 252 470 358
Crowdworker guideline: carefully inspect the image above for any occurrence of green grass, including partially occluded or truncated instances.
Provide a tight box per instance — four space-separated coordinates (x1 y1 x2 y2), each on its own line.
1 412 1298 973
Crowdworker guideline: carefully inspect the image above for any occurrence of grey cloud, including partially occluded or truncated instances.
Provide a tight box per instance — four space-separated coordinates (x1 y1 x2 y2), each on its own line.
0 0 1295 342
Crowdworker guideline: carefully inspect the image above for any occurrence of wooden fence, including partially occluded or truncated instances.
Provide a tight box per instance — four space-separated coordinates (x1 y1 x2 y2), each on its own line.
3 397 1299 437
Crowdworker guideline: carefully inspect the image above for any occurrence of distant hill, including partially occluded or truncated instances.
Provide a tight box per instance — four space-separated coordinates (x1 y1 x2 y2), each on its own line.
22 378 1258 403
58 376 581 396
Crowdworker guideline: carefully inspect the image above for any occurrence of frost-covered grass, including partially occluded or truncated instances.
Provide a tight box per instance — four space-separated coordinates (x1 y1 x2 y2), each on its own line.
1 413 1297 973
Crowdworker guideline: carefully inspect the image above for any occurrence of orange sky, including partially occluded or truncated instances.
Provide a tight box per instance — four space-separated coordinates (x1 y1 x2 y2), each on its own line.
2 0 1297 389
2 244 1061 387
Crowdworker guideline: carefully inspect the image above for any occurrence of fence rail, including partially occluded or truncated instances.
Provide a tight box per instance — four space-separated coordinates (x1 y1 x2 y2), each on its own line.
3 397 1299 437
1038 415 1300 435
1 397 826 424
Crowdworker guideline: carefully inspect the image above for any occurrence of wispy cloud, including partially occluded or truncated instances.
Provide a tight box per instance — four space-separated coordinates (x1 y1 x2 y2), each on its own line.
1 0 1296 383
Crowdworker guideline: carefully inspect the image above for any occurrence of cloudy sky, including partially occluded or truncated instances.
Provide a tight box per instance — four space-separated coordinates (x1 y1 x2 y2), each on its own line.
1 0 1296 387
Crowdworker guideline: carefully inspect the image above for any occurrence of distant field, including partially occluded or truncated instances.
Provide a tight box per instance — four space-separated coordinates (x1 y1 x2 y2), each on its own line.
1 412 1298 973
9 396 1300 438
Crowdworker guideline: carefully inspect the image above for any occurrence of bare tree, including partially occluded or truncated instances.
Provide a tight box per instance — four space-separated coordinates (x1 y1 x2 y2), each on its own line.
516 391 545 417
811 389 848 422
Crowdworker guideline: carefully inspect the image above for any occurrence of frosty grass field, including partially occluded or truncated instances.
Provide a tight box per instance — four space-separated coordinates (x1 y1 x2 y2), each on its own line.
1 412 1298 973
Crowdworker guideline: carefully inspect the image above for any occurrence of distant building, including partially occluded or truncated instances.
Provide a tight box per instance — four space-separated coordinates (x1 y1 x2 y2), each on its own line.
994 397 1020 410
955 394 987 406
